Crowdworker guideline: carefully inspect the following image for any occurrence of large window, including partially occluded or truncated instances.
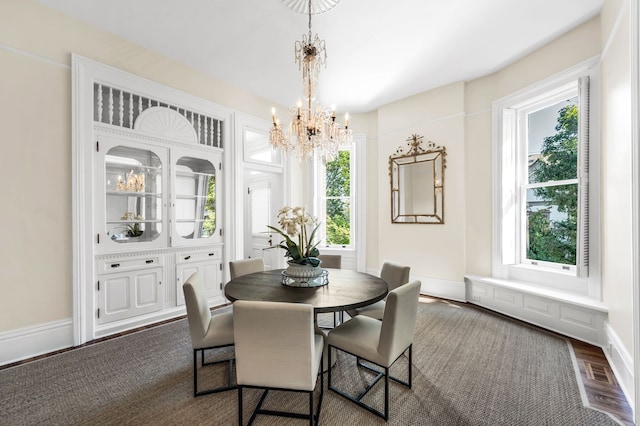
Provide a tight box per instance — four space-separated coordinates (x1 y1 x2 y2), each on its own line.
493 62 598 295
320 147 354 247
523 95 580 270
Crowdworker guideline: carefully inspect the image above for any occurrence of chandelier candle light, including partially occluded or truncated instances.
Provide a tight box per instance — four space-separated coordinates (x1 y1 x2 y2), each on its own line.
270 0 352 162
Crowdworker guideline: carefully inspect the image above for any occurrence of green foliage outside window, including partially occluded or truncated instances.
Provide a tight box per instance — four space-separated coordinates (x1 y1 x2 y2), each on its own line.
325 150 351 245
528 104 578 265
202 176 216 237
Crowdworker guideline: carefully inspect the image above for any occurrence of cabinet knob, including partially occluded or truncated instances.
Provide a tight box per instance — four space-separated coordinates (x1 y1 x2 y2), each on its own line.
184 255 191 260
145 259 154 264
208 253 215 256
110 263 120 268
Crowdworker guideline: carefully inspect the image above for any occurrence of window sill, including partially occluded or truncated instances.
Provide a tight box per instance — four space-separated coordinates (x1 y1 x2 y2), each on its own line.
495 262 592 296
511 262 576 277
465 274 607 313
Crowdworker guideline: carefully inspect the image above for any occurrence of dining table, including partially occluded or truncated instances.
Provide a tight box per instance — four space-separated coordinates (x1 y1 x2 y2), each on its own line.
224 267 388 370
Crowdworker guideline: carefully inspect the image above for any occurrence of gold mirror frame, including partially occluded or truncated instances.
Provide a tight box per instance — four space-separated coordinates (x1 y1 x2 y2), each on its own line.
389 134 446 224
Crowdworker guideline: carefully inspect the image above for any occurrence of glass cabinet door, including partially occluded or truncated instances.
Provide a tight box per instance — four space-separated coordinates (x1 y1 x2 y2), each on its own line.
172 154 221 246
100 143 166 250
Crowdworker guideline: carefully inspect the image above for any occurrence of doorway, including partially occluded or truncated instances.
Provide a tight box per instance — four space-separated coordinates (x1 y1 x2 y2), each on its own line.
244 170 285 270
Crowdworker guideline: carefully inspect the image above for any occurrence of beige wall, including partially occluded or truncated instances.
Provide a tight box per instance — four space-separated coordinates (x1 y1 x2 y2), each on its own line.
0 0 281 332
0 49 72 330
366 17 602 282
374 83 466 281
463 16 602 276
600 0 634 353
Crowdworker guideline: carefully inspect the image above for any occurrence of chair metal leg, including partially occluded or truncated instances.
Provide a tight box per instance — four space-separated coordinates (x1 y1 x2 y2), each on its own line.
193 350 198 396
356 345 413 387
193 345 237 397
328 344 412 420
238 386 243 426
384 366 389 421
240 354 324 425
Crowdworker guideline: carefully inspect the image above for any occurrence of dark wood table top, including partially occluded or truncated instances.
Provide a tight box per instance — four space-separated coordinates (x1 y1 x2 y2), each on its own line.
224 269 388 314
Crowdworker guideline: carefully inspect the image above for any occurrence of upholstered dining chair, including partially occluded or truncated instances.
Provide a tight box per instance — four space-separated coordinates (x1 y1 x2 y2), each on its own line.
346 261 410 320
233 300 324 426
229 258 265 280
327 280 421 421
317 254 342 327
182 272 236 397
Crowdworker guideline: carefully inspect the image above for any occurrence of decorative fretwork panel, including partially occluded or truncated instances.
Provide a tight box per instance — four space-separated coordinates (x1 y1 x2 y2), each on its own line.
93 83 223 148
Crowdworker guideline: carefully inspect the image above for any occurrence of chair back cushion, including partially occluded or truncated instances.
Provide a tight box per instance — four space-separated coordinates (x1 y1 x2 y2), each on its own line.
229 258 265 279
380 261 411 291
378 280 421 363
233 301 321 391
317 254 342 269
182 272 212 348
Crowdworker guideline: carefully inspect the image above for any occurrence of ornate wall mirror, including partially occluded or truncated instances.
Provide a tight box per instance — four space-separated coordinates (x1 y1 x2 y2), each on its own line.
389 134 446 224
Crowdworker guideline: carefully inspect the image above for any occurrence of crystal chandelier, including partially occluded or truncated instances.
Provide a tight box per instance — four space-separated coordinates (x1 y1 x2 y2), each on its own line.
270 0 352 162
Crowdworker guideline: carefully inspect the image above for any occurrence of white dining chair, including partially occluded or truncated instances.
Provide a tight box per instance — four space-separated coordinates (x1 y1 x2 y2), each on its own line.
229 258 265 280
233 300 324 425
328 280 421 420
346 261 410 320
317 254 342 327
182 272 236 397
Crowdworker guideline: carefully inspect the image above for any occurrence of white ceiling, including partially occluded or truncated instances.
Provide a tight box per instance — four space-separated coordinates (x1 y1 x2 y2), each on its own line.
37 0 602 114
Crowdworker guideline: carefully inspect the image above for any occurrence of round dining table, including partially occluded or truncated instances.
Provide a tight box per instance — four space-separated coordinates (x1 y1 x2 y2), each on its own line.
224 268 388 371
224 268 388 314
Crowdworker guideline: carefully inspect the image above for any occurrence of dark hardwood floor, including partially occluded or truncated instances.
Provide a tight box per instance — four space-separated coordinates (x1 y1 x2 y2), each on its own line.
571 339 635 425
1 299 634 425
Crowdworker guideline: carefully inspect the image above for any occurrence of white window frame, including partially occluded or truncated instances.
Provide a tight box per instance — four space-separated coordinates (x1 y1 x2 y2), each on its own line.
320 144 355 248
492 58 601 298
309 133 366 272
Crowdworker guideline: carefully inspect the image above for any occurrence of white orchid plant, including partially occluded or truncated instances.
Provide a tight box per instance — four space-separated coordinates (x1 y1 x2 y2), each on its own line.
267 206 321 266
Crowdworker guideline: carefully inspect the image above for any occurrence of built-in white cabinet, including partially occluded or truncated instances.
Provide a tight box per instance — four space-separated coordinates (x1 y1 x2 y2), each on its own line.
73 57 235 344
90 108 225 336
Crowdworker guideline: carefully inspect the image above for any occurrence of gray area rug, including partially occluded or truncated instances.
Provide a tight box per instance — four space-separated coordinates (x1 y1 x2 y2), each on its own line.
0 299 620 425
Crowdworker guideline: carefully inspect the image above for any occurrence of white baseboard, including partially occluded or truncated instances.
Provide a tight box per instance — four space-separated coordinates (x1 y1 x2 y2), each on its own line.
0 319 74 366
364 268 466 302
415 275 466 302
605 323 635 408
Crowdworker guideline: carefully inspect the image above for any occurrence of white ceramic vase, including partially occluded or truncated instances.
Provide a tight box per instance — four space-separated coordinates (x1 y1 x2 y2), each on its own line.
285 260 323 278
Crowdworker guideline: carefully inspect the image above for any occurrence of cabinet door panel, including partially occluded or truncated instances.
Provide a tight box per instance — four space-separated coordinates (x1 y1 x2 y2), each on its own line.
96 134 168 253
202 262 221 299
104 276 131 313
171 148 222 247
98 267 163 324
176 264 199 306
176 260 221 306
136 272 160 307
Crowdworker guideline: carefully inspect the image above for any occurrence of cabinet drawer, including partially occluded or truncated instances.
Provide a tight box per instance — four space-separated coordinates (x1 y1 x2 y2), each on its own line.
176 250 221 264
97 255 163 274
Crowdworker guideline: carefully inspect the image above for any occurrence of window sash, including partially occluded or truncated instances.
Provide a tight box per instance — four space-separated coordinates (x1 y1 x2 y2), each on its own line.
320 147 354 248
501 78 589 276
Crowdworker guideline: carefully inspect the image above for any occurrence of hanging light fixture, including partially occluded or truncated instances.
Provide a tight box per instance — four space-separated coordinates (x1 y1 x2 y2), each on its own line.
270 0 352 162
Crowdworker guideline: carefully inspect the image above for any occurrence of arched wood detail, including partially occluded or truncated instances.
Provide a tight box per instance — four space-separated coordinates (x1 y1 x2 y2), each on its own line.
134 106 198 144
